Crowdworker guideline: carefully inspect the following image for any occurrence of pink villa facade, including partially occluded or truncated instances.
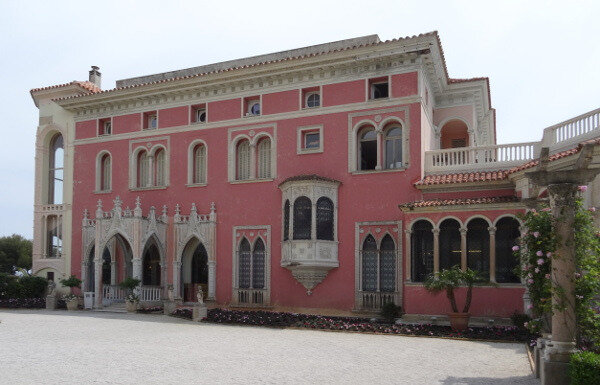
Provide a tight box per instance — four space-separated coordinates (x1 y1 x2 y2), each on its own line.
30 32 600 318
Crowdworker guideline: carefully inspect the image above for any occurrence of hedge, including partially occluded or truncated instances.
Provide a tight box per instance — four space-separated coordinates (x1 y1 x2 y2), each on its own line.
570 351 600 385
0 273 47 299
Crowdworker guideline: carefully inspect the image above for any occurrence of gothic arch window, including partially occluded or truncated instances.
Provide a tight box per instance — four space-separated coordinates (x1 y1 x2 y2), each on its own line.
384 125 403 169
293 196 312 240
137 150 150 188
257 137 272 179
411 220 434 282
192 143 206 184
236 139 251 180
48 134 64 204
359 127 377 171
467 218 490 276
439 218 461 270
316 197 334 241
154 148 166 186
379 235 396 292
238 238 251 289
283 200 290 241
252 238 265 289
361 235 378 292
99 153 111 191
495 217 521 283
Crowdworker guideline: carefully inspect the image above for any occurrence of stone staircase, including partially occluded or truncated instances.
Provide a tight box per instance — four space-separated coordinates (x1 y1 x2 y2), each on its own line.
94 302 127 313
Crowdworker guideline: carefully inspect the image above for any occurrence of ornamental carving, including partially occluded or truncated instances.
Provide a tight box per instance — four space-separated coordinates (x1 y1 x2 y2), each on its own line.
174 202 217 262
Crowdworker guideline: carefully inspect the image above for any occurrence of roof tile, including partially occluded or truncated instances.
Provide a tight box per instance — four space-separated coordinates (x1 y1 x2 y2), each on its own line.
399 195 519 210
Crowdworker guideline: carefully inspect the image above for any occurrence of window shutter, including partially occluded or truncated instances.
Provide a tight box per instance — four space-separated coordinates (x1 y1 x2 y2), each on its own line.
257 138 271 178
155 150 165 186
237 140 250 180
194 145 206 184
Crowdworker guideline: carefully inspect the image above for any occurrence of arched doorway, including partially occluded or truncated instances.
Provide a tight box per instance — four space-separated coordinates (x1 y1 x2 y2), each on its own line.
142 242 161 286
86 244 115 292
181 238 208 302
440 119 469 149
94 233 133 307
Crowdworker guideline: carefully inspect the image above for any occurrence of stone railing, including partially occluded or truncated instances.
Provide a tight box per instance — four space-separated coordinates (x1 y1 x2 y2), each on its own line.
102 285 125 302
425 141 538 172
358 291 398 311
41 204 64 212
139 285 161 302
541 107 600 150
234 288 267 306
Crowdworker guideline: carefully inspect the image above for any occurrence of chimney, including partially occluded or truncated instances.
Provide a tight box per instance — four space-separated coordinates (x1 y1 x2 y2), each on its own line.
88 66 101 88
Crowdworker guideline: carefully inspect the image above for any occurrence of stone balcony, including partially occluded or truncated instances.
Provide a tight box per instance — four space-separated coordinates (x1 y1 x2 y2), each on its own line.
281 239 339 293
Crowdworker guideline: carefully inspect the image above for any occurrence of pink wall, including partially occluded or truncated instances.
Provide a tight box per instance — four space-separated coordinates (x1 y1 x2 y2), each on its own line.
75 120 96 140
391 72 418 98
113 113 141 135
433 105 474 130
159 106 188 128
322 80 365 107
208 98 241 122
262 90 299 115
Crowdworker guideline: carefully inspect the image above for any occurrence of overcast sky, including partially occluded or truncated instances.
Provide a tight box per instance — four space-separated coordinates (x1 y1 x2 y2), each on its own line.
1 0 598 238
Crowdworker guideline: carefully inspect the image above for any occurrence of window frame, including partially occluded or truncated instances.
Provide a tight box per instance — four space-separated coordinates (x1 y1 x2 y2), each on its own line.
297 125 323 154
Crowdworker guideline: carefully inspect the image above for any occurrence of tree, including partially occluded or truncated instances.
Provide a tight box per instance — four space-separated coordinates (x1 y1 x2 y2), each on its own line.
0 234 33 273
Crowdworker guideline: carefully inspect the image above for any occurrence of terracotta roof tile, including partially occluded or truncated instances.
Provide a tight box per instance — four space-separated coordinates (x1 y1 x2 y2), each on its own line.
30 81 101 94
508 147 581 174
415 170 509 186
399 195 519 210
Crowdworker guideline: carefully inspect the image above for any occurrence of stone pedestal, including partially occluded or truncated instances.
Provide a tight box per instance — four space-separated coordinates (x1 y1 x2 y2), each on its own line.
192 304 207 321
45 295 57 310
541 341 577 385
163 300 178 315
534 336 550 378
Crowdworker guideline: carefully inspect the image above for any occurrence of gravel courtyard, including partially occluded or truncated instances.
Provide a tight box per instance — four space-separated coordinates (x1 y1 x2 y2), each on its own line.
0 310 537 385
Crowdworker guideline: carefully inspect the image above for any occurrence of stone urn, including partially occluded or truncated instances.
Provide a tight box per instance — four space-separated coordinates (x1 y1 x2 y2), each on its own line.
448 312 470 331
126 300 138 312
66 298 79 311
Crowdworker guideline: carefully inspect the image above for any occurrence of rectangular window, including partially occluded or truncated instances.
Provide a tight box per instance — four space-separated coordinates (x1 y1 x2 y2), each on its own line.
143 111 158 130
191 104 207 123
297 125 323 154
98 118 112 136
369 77 389 100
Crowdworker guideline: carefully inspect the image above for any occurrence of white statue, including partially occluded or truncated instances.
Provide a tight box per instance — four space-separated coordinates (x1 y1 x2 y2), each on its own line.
47 280 56 296
196 286 204 305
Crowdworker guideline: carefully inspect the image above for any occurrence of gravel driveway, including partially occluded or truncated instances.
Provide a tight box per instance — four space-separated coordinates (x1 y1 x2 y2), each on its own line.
0 310 538 385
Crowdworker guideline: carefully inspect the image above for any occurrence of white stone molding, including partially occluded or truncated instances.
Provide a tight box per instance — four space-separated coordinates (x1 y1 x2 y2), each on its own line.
128 136 171 189
227 124 277 183
186 139 208 186
296 124 324 154
279 177 340 293
173 202 217 300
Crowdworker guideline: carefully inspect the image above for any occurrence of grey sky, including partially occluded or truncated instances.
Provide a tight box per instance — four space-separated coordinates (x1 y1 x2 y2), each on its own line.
1 0 598 238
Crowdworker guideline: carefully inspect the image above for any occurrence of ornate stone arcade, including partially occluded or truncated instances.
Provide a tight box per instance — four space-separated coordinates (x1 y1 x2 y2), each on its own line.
81 197 216 308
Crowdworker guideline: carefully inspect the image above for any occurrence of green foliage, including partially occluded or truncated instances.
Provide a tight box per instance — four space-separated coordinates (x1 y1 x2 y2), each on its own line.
569 351 600 385
518 198 600 350
510 312 532 330
380 302 403 322
119 277 141 291
424 266 484 313
0 272 47 299
59 275 82 289
0 234 33 274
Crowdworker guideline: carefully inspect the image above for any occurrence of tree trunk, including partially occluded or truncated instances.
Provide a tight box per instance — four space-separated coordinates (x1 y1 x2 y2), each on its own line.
446 288 458 313
463 284 473 313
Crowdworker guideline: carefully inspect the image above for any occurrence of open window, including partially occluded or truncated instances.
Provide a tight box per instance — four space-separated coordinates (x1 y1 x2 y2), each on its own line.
144 111 158 130
359 127 377 170
369 77 389 100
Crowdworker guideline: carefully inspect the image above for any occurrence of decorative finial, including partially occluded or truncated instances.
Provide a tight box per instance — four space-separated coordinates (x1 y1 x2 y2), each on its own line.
134 196 142 217
161 205 168 222
190 202 197 213
83 209 89 219
96 200 103 219
149 206 156 221
174 204 181 222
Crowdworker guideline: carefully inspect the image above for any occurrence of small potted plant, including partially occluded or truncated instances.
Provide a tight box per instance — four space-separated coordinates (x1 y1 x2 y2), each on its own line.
119 277 141 312
59 275 82 311
424 266 483 330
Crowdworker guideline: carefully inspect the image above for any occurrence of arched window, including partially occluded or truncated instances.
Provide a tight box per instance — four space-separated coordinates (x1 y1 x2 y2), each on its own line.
238 238 251 289
154 148 166 186
142 243 161 286
411 220 433 282
316 197 334 241
306 93 320 108
192 143 206 184
283 200 290 241
439 219 461 270
100 153 111 191
101 247 111 285
293 196 312 240
252 238 265 289
361 235 378 292
46 215 62 258
236 140 250 180
384 126 403 169
495 217 521 283
137 150 150 188
257 137 271 179
467 218 490 276
48 134 64 204
359 128 377 170
379 235 396 292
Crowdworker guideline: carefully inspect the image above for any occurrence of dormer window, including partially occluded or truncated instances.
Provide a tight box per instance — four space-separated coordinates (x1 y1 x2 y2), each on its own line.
369 77 389 100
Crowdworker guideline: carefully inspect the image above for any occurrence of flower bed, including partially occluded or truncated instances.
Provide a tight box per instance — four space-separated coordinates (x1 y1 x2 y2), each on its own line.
0 298 46 308
172 308 536 342
137 306 164 314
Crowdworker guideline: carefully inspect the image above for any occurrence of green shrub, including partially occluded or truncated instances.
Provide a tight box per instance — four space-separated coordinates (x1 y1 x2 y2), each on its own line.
0 273 20 299
570 351 600 385
510 312 532 330
380 302 403 322
18 275 47 298
59 275 82 289
119 277 141 291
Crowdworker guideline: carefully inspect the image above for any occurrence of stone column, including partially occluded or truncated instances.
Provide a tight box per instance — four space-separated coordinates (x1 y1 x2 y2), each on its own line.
110 261 117 285
375 131 383 170
432 228 440 273
208 260 216 300
542 183 579 385
460 227 467 271
404 229 412 281
172 260 182 300
311 201 317 240
93 245 102 308
488 226 497 282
